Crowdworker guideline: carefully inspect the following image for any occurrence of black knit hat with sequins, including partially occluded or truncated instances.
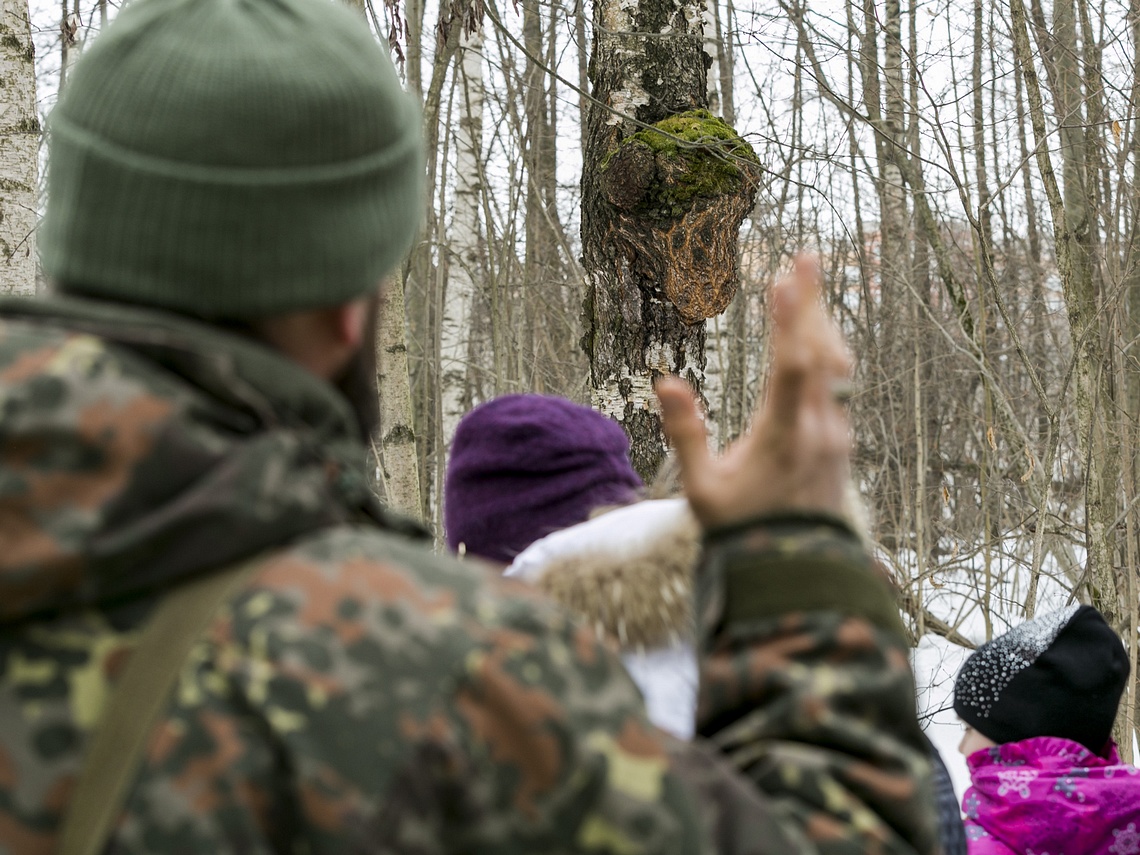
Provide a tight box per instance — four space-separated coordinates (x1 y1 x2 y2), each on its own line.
954 605 1129 754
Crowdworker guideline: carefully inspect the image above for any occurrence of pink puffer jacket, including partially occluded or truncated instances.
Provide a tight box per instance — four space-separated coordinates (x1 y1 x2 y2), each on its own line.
963 736 1140 854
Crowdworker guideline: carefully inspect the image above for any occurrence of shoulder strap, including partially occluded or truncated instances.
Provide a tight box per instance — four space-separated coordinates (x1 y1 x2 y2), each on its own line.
58 561 260 855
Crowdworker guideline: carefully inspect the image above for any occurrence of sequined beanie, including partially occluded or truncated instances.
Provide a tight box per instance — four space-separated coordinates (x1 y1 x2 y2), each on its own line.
41 0 424 318
954 605 1129 754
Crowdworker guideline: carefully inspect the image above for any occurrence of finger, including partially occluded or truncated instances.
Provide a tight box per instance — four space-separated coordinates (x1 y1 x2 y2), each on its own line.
795 258 850 383
787 257 855 404
769 255 819 330
765 261 821 425
655 376 713 489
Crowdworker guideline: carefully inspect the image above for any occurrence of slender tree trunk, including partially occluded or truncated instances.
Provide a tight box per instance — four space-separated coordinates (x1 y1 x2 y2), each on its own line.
1053 0 1119 627
972 0 1001 635
700 0 725 437
908 0 937 570
845 2 873 348
703 0 742 447
375 282 423 522
0 0 38 296
1127 0 1140 402
575 0 589 154
440 28 484 445
522 0 567 393
855 0 909 541
1011 0 1121 627
59 0 69 89
405 13 462 522
1122 0 1140 758
404 0 424 96
880 0 908 337
702 0 722 115
715 0 735 124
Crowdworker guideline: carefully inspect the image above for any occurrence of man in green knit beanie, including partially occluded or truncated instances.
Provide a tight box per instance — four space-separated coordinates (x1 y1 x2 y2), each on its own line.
0 0 936 851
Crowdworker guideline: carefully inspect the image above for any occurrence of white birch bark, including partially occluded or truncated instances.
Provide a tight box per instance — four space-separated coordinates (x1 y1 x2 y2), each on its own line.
699 0 721 441
375 282 423 522
701 0 721 115
702 315 726 450
440 26 484 447
0 0 38 296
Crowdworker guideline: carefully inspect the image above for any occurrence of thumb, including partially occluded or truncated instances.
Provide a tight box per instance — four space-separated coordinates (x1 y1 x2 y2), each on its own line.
656 377 712 491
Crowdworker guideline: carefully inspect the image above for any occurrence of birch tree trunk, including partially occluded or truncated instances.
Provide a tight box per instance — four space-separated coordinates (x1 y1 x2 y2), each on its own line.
702 0 722 115
0 0 38 296
880 0 908 324
582 0 758 479
375 282 423 522
440 28 483 445
693 0 738 449
700 0 731 443
400 3 467 524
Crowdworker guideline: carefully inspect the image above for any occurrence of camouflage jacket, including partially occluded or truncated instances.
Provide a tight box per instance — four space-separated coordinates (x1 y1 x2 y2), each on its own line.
0 295 937 855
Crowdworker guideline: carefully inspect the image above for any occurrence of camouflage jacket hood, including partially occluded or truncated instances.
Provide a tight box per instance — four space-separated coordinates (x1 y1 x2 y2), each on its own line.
0 294 420 623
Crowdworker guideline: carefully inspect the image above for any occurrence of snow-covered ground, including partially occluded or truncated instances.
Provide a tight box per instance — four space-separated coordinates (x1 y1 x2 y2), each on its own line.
914 633 974 797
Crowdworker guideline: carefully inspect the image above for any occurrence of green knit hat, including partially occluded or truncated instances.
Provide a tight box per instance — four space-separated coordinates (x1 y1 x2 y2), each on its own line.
41 0 424 318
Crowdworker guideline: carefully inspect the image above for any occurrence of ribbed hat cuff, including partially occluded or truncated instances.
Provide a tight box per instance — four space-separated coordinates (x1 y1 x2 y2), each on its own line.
48 113 422 185
42 117 424 318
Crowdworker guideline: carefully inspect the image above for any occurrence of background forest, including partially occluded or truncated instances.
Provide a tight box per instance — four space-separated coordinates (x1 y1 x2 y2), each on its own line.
3 0 1140 790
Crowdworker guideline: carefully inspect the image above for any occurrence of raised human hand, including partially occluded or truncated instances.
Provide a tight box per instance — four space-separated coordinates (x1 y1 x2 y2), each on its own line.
656 255 853 530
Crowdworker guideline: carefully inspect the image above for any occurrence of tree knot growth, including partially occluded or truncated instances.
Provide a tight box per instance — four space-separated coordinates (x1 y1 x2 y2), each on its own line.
598 110 760 323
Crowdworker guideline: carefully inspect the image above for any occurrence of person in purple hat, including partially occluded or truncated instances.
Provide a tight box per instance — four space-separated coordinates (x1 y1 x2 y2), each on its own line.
444 393 644 564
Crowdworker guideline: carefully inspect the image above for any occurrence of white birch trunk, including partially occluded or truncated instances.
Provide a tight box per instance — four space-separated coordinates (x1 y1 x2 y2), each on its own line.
700 0 722 443
702 315 726 450
375 282 423 522
701 0 721 115
440 27 483 447
0 0 38 296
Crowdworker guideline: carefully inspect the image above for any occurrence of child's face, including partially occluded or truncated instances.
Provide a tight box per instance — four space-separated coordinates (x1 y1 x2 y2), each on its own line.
958 724 997 757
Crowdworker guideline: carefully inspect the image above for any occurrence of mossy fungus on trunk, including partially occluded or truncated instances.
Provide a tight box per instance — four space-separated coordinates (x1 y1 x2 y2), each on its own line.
597 110 761 323
600 110 760 219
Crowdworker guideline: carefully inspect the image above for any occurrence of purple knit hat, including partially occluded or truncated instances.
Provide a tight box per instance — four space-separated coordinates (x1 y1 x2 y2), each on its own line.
444 394 643 563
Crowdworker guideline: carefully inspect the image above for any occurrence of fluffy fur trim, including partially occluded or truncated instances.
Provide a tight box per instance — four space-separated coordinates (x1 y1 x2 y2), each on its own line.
508 499 700 649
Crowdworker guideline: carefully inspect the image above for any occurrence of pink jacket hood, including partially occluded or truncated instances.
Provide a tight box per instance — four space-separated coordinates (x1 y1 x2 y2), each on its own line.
963 736 1140 854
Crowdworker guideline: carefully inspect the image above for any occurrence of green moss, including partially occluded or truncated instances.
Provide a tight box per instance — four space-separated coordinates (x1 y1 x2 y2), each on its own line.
602 110 760 219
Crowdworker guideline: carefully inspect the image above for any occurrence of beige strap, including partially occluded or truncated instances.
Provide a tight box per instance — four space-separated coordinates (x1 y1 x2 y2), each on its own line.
58 561 259 855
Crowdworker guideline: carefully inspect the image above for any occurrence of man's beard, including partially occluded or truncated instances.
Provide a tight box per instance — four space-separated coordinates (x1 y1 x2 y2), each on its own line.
333 294 381 441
